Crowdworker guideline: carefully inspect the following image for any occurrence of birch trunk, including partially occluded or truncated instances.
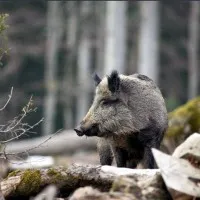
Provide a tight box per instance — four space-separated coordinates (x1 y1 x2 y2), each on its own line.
95 2 106 77
188 1 200 100
104 1 127 75
137 1 160 84
63 1 79 129
43 1 63 135
76 1 92 124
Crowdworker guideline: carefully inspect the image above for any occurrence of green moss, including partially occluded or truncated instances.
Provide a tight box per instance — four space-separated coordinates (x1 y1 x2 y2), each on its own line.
15 169 41 196
111 180 120 192
0 14 9 34
47 167 79 189
0 13 9 64
47 168 58 176
7 170 21 178
165 96 200 138
65 173 80 188
47 168 64 184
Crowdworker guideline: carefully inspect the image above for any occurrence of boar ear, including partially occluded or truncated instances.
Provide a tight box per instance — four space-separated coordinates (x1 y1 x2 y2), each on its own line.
92 73 102 86
107 70 120 93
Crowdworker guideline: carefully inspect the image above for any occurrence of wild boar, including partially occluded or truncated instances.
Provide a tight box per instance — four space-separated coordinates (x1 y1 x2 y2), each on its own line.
74 70 168 169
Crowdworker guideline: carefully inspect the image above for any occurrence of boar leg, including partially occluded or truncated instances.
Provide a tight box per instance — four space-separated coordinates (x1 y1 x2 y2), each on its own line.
143 146 155 169
126 135 144 168
97 138 113 165
138 125 163 169
142 128 166 169
112 147 127 167
126 159 138 168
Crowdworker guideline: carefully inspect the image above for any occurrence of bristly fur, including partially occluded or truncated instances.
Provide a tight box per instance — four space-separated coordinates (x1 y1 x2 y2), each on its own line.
107 70 120 93
93 73 102 86
74 69 168 169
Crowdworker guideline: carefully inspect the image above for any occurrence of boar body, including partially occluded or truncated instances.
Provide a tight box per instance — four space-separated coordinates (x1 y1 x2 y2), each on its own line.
74 70 168 169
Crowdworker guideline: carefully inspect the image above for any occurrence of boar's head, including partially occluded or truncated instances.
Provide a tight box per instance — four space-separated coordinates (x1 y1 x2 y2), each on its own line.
74 70 134 138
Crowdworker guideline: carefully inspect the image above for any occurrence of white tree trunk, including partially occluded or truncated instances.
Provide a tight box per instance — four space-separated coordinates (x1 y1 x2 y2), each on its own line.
76 1 92 124
104 1 127 75
63 1 79 129
137 1 160 84
95 2 106 77
188 1 200 100
43 1 63 135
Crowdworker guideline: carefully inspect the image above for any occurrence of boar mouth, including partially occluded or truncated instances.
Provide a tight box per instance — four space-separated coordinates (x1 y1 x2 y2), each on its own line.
74 123 99 137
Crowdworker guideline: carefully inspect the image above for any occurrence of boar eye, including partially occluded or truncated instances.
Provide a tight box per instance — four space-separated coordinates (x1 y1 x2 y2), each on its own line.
101 99 119 106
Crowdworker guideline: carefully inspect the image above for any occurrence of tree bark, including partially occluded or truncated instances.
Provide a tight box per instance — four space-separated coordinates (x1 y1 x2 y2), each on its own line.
137 1 160 84
69 170 168 200
43 1 63 135
188 1 200 100
1 164 161 198
104 1 127 75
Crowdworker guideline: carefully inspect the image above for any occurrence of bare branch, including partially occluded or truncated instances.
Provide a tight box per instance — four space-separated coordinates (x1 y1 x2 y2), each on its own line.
0 87 13 111
0 95 43 147
0 96 36 133
0 88 55 162
1 118 44 144
0 86 63 166
1 129 62 159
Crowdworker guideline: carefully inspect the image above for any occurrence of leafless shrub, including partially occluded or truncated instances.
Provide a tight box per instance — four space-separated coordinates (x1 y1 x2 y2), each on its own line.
0 87 60 161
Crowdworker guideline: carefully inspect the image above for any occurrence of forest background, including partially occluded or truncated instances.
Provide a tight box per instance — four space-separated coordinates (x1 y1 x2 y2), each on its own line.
0 1 199 139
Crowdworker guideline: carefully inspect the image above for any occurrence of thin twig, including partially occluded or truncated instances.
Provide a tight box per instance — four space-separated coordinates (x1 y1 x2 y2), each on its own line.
0 87 62 163
0 96 34 133
1 129 62 158
1 118 44 144
0 87 13 111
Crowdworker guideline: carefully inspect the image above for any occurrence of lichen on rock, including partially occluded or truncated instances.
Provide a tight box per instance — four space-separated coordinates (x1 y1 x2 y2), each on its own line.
15 169 41 196
163 97 200 153
166 96 200 138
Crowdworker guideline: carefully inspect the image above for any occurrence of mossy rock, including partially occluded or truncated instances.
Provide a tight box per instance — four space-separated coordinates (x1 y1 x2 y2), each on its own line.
47 168 65 184
7 169 21 178
162 97 200 153
7 169 41 197
165 96 200 138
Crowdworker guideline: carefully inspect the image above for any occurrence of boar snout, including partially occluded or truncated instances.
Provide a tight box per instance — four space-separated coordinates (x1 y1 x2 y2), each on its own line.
74 125 84 136
74 123 99 137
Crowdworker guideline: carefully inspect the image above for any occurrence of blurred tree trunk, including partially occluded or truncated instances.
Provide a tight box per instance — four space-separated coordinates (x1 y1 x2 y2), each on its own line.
63 1 79 129
95 2 105 77
43 1 63 135
188 1 200 100
104 1 127 75
76 1 92 124
137 1 160 84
